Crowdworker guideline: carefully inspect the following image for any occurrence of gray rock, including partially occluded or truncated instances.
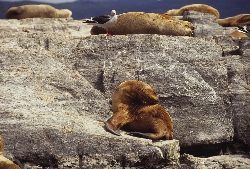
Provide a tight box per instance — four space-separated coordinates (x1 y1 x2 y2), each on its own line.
181 154 250 169
0 19 180 168
69 34 233 146
182 11 238 38
0 11 249 168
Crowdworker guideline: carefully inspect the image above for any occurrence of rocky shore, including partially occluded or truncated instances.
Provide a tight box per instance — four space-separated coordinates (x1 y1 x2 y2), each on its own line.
0 11 250 168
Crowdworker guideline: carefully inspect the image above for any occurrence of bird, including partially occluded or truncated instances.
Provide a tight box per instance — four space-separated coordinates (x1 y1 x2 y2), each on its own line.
84 10 118 36
238 25 250 37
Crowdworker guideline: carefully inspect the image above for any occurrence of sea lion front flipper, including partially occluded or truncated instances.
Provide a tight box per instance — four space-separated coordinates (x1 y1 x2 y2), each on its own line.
104 121 121 136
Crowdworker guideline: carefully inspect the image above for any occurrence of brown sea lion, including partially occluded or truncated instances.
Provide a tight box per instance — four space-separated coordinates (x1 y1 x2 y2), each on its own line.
91 12 193 36
166 4 220 19
105 80 174 140
229 31 249 38
5 4 72 19
105 104 174 140
217 14 250 27
0 136 21 169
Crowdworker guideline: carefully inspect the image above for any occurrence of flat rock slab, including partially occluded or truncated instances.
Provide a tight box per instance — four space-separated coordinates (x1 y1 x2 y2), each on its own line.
1 16 250 167
181 154 250 169
70 34 234 146
0 31 180 167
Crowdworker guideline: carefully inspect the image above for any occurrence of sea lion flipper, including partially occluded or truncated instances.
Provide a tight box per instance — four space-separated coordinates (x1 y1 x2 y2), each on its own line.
128 132 166 140
128 132 154 139
104 121 121 136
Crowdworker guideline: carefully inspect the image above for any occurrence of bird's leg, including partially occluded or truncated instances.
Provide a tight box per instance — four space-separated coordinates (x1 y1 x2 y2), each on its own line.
105 28 112 36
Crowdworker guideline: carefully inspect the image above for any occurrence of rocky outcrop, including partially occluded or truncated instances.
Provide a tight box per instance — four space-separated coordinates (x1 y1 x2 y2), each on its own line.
182 11 237 37
180 154 250 169
0 11 249 168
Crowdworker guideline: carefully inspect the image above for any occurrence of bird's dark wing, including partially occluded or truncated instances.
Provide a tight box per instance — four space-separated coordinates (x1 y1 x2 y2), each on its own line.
92 15 111 24
238 25 250 34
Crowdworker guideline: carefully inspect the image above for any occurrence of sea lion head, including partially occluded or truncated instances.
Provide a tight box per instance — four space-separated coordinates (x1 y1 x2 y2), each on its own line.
138 84 159 105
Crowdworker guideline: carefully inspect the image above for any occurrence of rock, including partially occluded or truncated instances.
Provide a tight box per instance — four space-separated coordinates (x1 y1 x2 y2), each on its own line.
0 18 92 37
211 36 250 146
182 11 237 37
71 34 234 147
0 10 249 168
0 19 180 168
180 154 250 169
91 12 194 36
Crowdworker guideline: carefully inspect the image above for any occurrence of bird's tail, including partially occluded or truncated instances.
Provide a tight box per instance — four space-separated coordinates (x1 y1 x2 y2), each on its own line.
83 17 97 23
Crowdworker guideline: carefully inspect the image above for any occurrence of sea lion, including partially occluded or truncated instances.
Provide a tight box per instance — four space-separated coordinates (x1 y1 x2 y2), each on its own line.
105 104 174 140
5 4 72 19
105 80 174 140
0 136 21 169
229 31 249 38
217 14 250 27
91 12 193 36
111 80 159 113
166 4 220 19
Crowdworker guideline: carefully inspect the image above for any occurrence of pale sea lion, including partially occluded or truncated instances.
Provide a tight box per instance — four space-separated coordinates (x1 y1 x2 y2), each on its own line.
229 31 249 38
218 14 250 27
5 4 72 19
166 4 220 19
0 136 21 169
105 80 174 140
91 12 193 36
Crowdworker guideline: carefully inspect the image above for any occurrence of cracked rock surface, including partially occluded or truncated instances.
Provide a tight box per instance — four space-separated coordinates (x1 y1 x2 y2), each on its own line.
0 11 250 168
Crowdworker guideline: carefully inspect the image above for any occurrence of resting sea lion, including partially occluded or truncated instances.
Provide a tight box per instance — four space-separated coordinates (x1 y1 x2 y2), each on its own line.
0 136 21 169
91 12 193 36
166 4 220 19
229 31 249 38
105 80 174 140
111 80 159 113
217 14 250 27
5 4 72 19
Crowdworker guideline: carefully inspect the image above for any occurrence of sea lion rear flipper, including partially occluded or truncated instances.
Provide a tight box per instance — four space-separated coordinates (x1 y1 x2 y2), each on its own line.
128 132 154 139
128 132 165 140
104 121 121 136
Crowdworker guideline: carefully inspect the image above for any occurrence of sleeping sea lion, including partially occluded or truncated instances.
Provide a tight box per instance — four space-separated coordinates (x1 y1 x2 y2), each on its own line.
166 4 220 19
105 80 174 140
91 12 193 36
5 4 72 19
217 14 250 27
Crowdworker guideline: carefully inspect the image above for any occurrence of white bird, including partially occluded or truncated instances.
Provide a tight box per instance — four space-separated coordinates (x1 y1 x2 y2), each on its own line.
84 10 118 36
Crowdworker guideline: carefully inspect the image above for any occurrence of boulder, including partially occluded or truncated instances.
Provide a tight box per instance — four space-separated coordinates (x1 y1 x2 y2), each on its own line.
182 11 237 37
181 154 250 169
0 10 249 168
0 19 180 168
